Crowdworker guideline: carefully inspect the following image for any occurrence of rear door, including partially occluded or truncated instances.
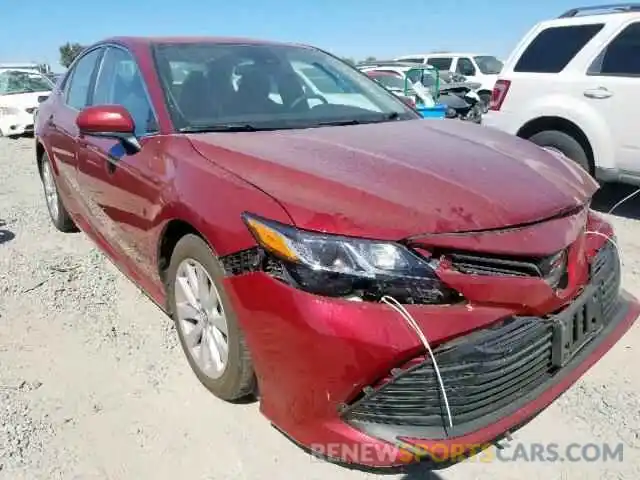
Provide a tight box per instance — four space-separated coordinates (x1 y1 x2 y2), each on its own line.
495 22 605 125
583 20 640 174
45 47 104 216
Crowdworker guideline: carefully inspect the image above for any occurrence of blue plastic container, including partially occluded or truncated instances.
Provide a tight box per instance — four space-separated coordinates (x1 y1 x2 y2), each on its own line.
416 103 447 119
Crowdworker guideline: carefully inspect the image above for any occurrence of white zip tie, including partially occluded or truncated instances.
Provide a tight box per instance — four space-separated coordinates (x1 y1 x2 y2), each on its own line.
584 230 622 273
606 187 640 216
380 295 454 430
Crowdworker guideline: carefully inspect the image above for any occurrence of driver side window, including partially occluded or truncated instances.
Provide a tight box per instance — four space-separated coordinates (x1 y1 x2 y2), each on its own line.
92 46 158 137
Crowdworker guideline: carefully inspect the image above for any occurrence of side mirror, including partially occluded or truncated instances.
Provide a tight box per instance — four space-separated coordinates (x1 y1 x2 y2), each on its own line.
76 105 141 154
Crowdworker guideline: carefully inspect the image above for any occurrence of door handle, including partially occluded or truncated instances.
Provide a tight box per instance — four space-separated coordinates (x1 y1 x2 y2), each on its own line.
583 87 613 99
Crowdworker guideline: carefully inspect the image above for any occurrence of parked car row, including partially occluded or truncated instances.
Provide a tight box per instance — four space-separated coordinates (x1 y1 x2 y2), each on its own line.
357 60 485 122
32 28 639 472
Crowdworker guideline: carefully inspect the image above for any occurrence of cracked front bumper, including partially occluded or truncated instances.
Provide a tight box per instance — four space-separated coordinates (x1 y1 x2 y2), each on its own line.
226 235 639 470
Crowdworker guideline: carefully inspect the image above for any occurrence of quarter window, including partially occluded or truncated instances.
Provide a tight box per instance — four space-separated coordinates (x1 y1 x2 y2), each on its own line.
93 47 158 136
589 22 640 76
65 49 102 110
514 24 604 73
426 57 453 70
456 57 476 76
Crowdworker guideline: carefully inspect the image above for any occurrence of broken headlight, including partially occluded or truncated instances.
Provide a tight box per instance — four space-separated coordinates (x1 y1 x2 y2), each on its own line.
242 213 461 304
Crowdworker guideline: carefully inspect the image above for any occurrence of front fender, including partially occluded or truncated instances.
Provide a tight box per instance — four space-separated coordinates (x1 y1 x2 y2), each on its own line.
155 138 293 258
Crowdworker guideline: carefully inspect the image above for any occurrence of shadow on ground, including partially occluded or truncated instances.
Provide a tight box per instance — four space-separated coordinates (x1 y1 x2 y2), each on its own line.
0 219 15 245
592 182 640 220
399 465 446 479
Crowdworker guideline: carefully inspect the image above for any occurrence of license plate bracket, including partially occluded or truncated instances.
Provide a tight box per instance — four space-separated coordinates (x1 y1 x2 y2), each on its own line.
551 286 605 368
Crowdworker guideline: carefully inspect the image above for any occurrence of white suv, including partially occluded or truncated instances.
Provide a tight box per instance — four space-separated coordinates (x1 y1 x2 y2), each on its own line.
394 53 503 104
483 3 640 186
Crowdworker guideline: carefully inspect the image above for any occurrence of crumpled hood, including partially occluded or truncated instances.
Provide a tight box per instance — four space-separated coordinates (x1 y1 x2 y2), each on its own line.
188 119 598 240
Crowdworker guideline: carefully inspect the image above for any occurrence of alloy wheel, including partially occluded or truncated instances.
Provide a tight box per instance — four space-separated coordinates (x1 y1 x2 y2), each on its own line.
41 160 59 221
174 258 229 379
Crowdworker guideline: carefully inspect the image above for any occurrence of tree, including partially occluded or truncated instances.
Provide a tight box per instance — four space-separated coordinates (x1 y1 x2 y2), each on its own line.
364 56 377 63
59 42 87 68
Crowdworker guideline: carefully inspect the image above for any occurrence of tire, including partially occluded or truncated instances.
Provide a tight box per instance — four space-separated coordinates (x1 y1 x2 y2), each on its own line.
528 130 591 174
166 234 256 401
40 152 78 232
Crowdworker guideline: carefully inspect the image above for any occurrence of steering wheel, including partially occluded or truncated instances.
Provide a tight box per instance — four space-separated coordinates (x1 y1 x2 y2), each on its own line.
290 93 328 110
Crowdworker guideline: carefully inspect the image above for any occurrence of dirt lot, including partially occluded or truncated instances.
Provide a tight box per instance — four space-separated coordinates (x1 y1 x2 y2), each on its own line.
1 136 640 480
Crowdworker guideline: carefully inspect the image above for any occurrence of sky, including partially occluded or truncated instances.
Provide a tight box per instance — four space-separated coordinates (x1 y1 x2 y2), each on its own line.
1 0 613 72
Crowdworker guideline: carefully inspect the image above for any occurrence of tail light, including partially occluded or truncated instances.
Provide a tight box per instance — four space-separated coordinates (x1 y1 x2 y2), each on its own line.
489 79 511 111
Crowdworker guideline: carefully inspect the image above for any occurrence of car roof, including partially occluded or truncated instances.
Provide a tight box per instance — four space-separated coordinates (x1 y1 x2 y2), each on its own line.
397 53 487 58
100 36 306 49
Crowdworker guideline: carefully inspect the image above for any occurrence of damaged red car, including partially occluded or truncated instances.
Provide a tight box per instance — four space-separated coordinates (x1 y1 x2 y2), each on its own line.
34 36 640 471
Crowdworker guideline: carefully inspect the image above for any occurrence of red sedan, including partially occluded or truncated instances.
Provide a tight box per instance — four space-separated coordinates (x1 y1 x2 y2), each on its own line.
34 36 639 471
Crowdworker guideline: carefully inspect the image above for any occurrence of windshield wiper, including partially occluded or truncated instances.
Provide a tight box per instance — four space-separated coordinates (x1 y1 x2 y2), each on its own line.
180 123 259 133
318 112 401 127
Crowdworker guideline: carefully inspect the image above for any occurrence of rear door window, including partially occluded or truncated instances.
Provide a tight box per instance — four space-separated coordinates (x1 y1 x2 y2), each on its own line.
65 48 103 109
456 57 476 76
514 24 604 73
426 57 453 70
588 22 640 76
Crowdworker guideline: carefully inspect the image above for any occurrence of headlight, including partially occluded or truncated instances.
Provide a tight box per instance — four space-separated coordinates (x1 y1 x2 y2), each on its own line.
242 213 462 304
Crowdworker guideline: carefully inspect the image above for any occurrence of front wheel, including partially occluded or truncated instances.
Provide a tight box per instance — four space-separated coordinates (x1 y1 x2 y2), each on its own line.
40 152 78 232
166 234 256 401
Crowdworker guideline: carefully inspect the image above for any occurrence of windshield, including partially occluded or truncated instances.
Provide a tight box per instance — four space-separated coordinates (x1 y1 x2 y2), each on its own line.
152 42 419 131
473 56 503 75
369 73 405 91
0 70 53 95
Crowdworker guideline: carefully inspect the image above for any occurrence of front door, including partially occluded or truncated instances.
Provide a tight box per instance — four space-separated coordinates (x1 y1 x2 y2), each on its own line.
44 48 104 219
76 45 163 282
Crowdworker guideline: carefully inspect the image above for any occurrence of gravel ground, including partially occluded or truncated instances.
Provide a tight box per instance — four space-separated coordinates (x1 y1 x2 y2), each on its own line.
1 136 639 480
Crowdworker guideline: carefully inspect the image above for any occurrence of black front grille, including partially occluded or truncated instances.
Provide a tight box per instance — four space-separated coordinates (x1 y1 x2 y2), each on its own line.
590 240 621 319
444 249 568 289
343 241 622 440
345 317 553 428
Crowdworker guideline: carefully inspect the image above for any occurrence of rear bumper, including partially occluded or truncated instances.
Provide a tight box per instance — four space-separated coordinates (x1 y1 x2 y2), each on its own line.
482 110 520 135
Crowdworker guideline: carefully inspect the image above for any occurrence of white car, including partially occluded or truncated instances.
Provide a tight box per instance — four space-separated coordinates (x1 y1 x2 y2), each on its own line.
394 52 503 104
0 69 53 138
483 3 640 186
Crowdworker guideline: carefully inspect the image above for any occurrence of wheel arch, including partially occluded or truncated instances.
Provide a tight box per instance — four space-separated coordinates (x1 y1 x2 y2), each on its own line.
156 219 207 285
516 116 595 174
35 140 46 176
